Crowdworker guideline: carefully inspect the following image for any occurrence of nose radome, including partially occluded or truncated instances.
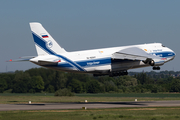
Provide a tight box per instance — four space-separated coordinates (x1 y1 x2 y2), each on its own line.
169 48 176 59
171 49 176 57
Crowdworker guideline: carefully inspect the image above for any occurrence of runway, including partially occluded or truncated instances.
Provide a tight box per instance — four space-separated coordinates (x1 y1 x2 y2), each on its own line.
0 101 180 111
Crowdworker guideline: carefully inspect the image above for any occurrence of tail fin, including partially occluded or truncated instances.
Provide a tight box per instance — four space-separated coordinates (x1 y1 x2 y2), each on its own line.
30 22 66 56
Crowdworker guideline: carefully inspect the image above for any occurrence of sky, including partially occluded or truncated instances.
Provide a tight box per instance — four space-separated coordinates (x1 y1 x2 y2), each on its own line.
0 0 179 72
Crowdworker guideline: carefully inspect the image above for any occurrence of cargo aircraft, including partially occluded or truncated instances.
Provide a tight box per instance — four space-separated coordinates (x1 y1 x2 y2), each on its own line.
9 22 176 77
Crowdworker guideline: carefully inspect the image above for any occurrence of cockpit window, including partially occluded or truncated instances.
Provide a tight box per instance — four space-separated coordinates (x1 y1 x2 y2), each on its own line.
162 44 166 47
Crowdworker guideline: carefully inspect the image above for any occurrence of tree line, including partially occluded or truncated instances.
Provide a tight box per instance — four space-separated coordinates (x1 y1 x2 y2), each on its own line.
0 68 180 93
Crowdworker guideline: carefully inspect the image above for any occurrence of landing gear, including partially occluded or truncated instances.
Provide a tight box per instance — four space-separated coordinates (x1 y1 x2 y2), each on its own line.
93 74 106 77
153 66 160 70
93 71 128 77
109 71 128 77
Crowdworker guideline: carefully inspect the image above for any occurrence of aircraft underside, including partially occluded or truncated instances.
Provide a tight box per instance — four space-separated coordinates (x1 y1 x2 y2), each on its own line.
33 59 154 77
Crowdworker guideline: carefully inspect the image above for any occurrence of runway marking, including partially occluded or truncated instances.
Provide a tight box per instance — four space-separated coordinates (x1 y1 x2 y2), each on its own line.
127 108 156 110
26 107 180 113
27 108 157 113
1 101 180 111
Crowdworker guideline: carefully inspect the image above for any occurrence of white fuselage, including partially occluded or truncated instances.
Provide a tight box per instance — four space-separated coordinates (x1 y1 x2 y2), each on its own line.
30 43 175 75
9 23 175 77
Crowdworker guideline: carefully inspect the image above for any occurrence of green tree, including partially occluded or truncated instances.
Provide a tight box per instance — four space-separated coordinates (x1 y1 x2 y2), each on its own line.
104 81 117 92
12 71 31 93
170 79 180 92
54 88 74 96
69 79 82 93
13 81 28 93
51 71 67 91
46 85 55 93
151 85 158 93
86 80 100 93
136 72 154 84
0 78 7 93
29 76 44 92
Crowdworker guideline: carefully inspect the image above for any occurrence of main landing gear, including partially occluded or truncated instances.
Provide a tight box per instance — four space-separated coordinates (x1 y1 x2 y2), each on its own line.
153 66 160 70
93 71 128 77
109 71 128 77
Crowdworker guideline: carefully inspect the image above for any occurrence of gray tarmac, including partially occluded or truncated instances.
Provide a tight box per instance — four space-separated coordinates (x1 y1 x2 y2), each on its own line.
0 101 180 111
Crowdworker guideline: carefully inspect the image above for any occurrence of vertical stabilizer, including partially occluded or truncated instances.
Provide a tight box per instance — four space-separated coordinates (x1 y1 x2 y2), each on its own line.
30 22 66 56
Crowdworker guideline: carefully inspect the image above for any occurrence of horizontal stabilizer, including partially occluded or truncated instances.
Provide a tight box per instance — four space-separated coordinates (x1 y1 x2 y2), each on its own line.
7 56 36 62
19 56 36 59
7 58 31 62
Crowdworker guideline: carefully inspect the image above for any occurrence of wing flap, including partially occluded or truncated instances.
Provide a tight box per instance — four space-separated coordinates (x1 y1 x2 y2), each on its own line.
112 52 148 60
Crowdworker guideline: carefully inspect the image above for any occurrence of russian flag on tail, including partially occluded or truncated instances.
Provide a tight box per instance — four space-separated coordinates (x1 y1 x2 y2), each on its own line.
42 35 49 38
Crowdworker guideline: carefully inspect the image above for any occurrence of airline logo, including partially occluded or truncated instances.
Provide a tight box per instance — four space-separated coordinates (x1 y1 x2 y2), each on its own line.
46 40 53 48
42 35 49 38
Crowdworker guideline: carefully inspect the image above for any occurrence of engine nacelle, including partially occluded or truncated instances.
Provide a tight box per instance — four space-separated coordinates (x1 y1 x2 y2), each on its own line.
147 59 164 66
149 60 155 66
143 58 164 66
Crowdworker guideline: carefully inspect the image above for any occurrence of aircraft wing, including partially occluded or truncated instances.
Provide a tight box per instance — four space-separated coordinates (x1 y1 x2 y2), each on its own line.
112 47 162 64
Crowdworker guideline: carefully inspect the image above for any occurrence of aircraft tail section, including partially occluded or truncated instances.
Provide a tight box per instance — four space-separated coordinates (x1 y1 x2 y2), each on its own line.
30 22 66 56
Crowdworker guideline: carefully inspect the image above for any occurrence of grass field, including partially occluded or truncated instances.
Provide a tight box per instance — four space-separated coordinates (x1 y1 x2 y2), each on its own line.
0 107 180 120
0 93 180 104
0 93 180 120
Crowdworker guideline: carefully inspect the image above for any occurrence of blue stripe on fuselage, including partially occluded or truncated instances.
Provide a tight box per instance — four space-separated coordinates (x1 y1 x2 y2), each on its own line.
150 52 175 58
32 32 86 71
78 58 111 67
55 54 86 71
58 57 112 69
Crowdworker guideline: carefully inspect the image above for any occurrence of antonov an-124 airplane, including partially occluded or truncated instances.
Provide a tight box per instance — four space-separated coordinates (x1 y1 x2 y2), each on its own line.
9 22 176 77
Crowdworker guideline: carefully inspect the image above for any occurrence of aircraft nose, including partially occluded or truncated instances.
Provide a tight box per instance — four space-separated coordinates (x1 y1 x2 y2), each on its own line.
170 49 176 60
172 51 176 58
